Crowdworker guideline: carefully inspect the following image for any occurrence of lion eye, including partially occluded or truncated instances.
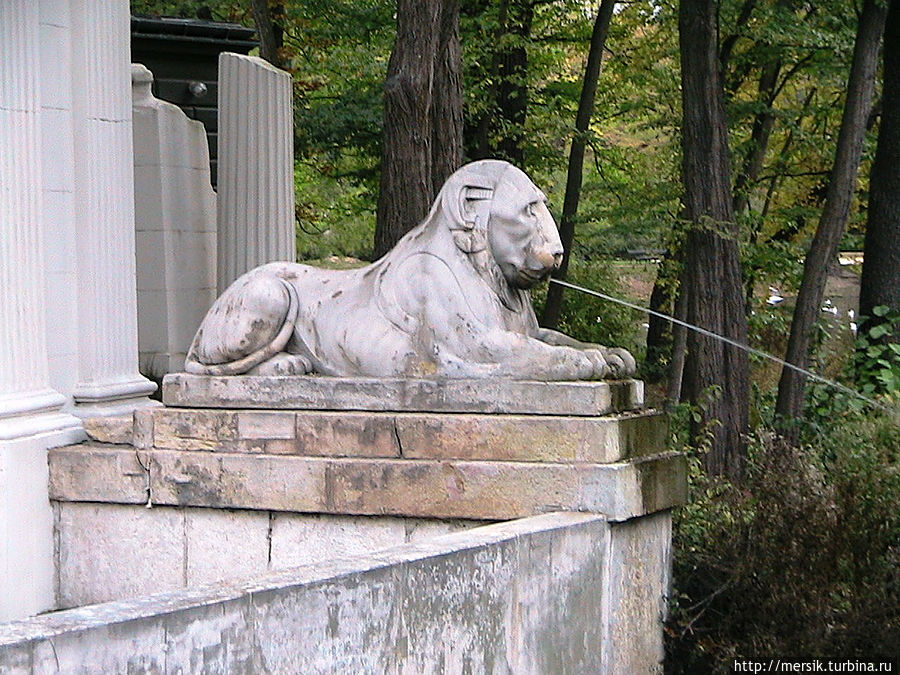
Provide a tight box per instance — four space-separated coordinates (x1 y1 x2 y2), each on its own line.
527 202 537 217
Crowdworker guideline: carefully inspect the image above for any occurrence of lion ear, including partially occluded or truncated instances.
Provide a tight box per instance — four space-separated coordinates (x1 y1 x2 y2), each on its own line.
443 177 493 230
460 186 492 228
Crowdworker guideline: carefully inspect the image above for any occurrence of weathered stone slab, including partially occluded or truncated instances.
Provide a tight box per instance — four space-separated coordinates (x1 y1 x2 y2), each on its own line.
57 503 186 608
48 444 148 505
393 409 666 463
49 444 686 521
162 373 644 416
184 508 270 587
53 503 479 609
142 406 666 463
82 414 135 445
602 511 672 671
148 449 330 513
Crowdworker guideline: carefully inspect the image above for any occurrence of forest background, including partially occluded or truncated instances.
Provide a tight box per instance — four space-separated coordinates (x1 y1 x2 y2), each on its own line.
133 0 899 670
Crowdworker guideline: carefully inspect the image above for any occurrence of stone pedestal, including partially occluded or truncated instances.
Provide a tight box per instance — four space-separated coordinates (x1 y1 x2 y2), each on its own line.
44 376 684 671
69 0 157 416
132 64 217 379
216 52 295 294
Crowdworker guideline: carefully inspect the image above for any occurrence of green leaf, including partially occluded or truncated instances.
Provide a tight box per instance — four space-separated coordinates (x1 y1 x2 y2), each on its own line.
870 324 891 339
872 305 890 317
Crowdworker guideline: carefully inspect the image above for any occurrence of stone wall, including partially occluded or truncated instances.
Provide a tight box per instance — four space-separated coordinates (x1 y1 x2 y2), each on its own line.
54 503 475 609
0 512 670 674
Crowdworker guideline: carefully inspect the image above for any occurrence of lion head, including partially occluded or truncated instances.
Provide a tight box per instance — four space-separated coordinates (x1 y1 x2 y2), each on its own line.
437 160 565 290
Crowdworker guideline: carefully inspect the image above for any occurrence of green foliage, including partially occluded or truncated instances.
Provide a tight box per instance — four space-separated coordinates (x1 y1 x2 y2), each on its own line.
287 0 394 175
854 306 900 397
530 259 643 355
294 160 376 261
130 0 249 23
666 407 900 672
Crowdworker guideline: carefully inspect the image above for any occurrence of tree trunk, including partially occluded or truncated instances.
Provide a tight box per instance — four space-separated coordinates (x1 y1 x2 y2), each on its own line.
431 0 464 196
469 0 533 166
732 59 781 217
375 0 463 259
679 0 750 480
859 0 900 332
667 270 689 407
644 248 682 379
250 0 285 69
495 0 533 166
775 0 888 438
540 0 616 329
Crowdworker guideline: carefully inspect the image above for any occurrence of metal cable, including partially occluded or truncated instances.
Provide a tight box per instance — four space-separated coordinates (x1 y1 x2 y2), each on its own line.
550 278 890 412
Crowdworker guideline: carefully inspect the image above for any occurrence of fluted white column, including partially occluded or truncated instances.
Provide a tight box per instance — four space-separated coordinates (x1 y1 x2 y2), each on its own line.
0 1 81 441
0 0 81 623
217 52 295 293
70 0 157 414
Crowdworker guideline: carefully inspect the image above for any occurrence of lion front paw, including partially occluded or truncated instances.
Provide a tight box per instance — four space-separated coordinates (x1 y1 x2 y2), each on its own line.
584 348 609 379
602 347 636 379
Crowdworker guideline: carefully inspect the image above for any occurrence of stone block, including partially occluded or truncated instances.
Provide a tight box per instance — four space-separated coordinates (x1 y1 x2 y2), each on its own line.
49 444 146 505
56 502 185 608
184 507 270 586
602 511 672 673
294 411 401 457
323 454 685 521
132 408 154 450
134 229 166 291
132 165 165 231
395 409 667 463
148 450 329 513
152 408 239 450
49 444 686 521
82 414 134 445
162 373 644 416
268 513 408 570
237 411 295 440
136 289 168 353
118 405 668 463
402 518 478 543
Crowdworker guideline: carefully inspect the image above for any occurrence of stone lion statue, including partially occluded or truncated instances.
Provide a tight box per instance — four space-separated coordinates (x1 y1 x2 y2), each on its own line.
185 159 636 380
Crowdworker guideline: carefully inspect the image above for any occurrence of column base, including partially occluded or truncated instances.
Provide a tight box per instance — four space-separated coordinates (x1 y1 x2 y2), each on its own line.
0 388 83 443
73 375 160 418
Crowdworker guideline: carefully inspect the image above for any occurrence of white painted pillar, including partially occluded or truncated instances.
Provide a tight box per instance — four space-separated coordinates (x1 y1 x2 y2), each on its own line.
69 0 157 415
0 0 82 621
217 52 295 293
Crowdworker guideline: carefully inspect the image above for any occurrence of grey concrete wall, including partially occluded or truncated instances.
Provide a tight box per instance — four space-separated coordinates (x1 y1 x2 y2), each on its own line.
0 512 671 674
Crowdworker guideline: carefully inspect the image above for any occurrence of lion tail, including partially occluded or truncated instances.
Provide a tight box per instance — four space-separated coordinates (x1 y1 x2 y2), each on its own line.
184 280 300 376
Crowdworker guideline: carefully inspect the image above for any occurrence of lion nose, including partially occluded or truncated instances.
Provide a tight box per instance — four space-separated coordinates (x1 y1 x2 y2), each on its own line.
552 251 564 269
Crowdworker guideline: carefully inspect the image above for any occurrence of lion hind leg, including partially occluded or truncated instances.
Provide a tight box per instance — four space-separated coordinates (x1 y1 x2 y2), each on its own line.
185 272 300 375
